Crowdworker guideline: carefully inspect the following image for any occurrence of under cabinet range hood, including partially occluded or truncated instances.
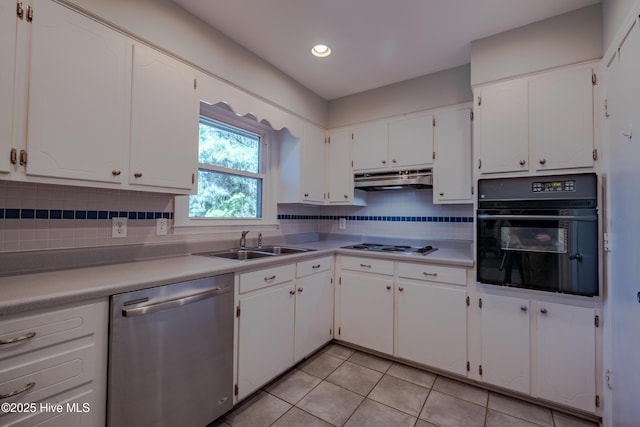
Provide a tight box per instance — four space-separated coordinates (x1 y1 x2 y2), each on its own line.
354 169 433 191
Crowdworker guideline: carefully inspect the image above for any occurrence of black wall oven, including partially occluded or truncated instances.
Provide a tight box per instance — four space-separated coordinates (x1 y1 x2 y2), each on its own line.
476 173 598 296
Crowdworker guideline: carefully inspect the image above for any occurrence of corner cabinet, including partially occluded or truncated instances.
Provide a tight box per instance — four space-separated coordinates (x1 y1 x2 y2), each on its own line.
129 44 198 192
433 107 472 204
474 63 597 175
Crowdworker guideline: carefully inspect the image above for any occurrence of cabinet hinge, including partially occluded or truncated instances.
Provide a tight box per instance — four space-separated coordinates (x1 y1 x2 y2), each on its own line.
595 395 600 408
478 159 482 169
26 5 33 22
339 276 342 285
471 186 474 195
432 151 436 160
466 295 470 306
192 173 195 184
19 150 27 166
351 133 354 140
236 305 240 318
595 314 600 328
604 99 610 118
330 277 333 284
327 136 330 144
330 328 332 335
470 111 474 121
432 117 436 127
479 365 483 376
17 1 24 19
338 327 341 336
234 384 238 396
593 149 598 161
592 73 597 86
466 361 470 372
327 192 331 199
477 96 482 106
351 160 354 168
479 298 483 309
10 148 18 165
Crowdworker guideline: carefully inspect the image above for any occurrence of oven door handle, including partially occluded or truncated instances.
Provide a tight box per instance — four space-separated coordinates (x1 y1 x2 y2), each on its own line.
476 214 597 221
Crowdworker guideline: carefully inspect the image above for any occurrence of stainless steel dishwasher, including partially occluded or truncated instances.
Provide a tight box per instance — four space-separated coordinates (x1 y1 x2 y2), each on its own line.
108 274 234 427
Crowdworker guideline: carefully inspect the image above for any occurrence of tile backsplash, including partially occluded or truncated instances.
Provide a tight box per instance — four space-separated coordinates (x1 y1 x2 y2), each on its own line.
0 181 472 254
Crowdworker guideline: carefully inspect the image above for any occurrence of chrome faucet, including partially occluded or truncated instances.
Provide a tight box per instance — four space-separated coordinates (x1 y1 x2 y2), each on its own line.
257 233 263 248
239 230 250 249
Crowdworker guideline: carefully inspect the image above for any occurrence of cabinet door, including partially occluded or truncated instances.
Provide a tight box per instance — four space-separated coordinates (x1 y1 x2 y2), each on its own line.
351 122 388 171
237 283 295 400
130 44 198 192
0 1 17 174
294 270 334 362
301 124 326 203
326 129 353 203
480 294 531 394
396 281 467 376
339 271 393 354
531 66 594 170
433 108 472 203
388 114 433 168
535 302 596 412
477 79 529 174
25 0 131 183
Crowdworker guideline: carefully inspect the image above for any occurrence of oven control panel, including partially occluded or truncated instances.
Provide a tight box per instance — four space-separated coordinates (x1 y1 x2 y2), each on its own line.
532 179 576 193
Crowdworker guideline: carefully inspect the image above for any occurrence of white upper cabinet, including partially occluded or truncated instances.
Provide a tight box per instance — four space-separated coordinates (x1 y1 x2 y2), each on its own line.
300 124 326 203
25 0 131 183
531 66 594 171
351 114 434 172
326 129 354 204
433 108 472 204
130 44 198 192
0 1 17 174
351 122 388 171
388 114 434 168
475 63 596 175
476 79 529 174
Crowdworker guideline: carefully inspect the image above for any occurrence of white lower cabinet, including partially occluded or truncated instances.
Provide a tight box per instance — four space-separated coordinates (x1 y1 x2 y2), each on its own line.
478 294 598 413
396 280 467 375
0 300 108 427
480 294 531 394
534 301 597 412
237 257 334 400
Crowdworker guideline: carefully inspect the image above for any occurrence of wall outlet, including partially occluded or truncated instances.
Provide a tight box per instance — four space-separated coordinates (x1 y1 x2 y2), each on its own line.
112 217 128 238
156 218 168 236
339 217 346 229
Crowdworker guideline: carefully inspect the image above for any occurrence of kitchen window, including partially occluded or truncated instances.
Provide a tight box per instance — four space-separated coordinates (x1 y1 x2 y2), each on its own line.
174 102 277 231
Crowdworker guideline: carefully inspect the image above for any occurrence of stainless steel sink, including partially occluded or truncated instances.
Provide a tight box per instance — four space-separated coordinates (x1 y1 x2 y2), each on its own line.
197 246 315 261
252 246 315 255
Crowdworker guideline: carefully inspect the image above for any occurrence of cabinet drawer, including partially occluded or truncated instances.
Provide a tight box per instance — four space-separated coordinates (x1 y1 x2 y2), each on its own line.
0 302 105 359
0 342 95 405
297 256 333 278
340 256 394 276
239 264 296 293
397 262 467 286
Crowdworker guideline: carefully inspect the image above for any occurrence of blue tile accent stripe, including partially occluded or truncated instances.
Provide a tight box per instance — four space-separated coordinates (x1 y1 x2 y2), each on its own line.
277 214 473 223
0 208 173 220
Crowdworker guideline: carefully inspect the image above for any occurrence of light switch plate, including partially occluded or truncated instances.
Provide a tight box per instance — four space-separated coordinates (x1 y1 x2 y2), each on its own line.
112 217 127 238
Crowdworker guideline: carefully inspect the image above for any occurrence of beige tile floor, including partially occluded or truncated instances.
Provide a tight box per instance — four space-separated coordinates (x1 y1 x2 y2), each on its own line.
212 344 600 427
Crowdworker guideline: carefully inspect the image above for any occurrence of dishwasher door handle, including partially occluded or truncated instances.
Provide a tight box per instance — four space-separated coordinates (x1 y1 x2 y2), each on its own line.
123 287 222 317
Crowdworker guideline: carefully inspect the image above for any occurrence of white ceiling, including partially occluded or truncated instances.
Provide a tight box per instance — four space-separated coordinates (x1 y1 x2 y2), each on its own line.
171 0 601 100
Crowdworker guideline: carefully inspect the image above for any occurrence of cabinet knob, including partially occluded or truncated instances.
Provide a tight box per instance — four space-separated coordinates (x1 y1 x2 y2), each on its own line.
112 169 121 176
519 160 526 166
540 307 548 314
134 172 143 178
539 158 547 165
392 159 397 163
520 305 528 312
297 288 303 293
439 192 444 196
382 160 387 164
386 285 391 290
398 287 404 292
344 194 348 199
304 193 309 197
289 290 296 295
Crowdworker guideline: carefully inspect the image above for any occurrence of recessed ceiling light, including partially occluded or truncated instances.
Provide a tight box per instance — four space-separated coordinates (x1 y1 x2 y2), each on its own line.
311 44 331 58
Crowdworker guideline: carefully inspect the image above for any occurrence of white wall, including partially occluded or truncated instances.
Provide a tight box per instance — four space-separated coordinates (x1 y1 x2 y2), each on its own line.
603 0 639 47
64 0 328 127
470 4 603 86
327 65 472 129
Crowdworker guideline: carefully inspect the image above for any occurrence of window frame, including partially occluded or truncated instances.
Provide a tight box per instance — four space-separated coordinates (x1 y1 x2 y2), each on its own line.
174 103 278 233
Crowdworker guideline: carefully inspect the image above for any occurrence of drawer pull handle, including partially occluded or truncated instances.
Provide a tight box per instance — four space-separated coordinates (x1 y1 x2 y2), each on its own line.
360 264 372 269
123 288 222 317
264 275 276 281
0 382 35 400
0 331 36 345
423 272 438 277
312 264 321 269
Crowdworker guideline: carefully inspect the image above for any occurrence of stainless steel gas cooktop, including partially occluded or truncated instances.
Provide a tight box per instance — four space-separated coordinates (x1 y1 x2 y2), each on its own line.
341 243 437 255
